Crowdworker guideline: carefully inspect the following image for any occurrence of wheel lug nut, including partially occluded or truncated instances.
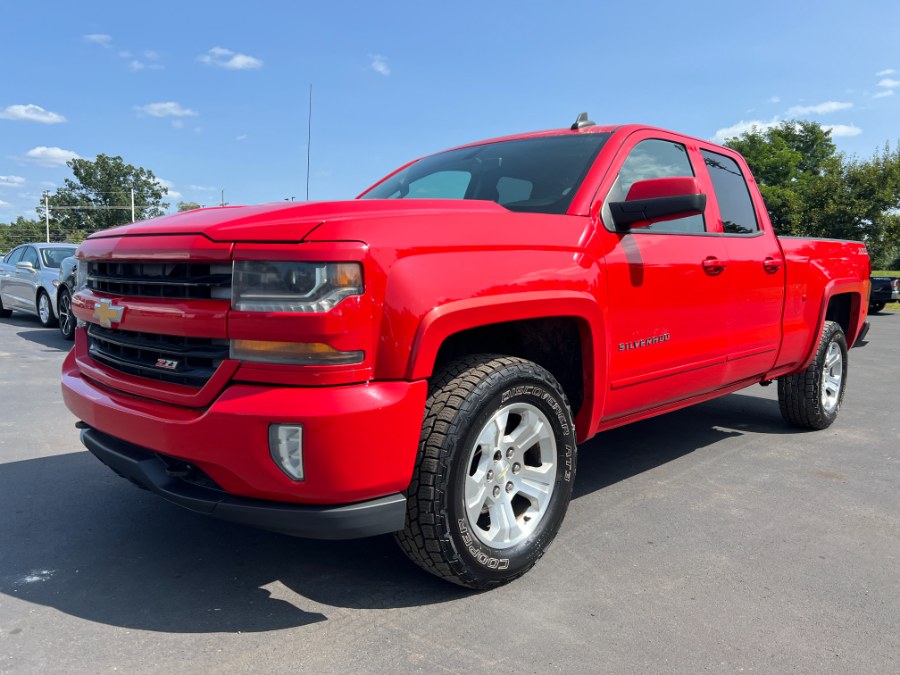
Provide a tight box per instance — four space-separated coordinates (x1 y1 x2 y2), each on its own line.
505 482 513 493
506 448 514 459
494 451 502 462
493 486 501 498
486 470 494 481
512 463 521 474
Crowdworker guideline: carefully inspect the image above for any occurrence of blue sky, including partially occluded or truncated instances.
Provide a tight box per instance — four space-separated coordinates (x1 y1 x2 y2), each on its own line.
1 0 898 220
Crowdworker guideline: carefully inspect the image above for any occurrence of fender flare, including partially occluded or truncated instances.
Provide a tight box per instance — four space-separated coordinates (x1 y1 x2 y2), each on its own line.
802 279 864 369
407 290 601 378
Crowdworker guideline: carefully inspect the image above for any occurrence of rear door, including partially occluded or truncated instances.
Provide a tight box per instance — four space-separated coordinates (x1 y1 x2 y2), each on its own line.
595 131 731 421
699 148 784 383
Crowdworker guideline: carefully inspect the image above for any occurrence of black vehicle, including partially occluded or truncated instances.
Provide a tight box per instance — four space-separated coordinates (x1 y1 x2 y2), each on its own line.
869 276 899 313
57 256 78 340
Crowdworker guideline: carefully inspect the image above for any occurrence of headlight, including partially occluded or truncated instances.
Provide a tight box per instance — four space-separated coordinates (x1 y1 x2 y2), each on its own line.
76 260 88 291
232 261 362 312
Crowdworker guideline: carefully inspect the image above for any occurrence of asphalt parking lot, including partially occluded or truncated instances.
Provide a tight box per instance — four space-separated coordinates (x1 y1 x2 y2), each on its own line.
1 312 898 674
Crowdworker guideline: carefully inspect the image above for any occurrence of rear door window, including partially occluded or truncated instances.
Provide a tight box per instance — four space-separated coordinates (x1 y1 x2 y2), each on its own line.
701 149 760 234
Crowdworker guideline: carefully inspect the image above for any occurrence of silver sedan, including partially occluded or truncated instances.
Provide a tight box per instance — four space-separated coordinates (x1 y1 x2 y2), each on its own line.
0 242 78 327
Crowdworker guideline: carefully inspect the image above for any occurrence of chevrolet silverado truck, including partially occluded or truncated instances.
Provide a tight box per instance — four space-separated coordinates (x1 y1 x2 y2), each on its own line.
61 116 870 589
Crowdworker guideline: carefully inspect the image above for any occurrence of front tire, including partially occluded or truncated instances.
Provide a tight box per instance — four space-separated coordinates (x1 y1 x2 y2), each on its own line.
396 355 577 589
58 288 75 340
37 290 57 328
778 320 848 430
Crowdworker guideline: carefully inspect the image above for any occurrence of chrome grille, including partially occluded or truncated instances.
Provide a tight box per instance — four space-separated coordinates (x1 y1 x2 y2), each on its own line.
87 261 231 299
88 325 229 388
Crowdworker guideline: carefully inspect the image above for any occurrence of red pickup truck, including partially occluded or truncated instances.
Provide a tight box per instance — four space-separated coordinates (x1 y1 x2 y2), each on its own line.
61 116 870 589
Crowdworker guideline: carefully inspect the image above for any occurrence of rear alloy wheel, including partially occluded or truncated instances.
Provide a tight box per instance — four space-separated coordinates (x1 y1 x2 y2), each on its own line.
58 288 75 340
37 290 57 328
778 320 847 430
396 355 577 589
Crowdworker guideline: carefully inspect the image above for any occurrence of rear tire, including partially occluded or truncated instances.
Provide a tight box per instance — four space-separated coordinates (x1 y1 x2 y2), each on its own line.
0 295 10 318
869 302 885 313
37 290 57 328
778 320 847 430
395 355 577 589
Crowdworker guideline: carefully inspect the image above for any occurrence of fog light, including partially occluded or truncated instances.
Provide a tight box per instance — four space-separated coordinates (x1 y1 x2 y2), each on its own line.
269 424 304 481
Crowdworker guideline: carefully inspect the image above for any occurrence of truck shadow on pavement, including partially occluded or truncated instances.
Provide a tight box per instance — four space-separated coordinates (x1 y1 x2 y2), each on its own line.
0 391 800 634
1 315 71 352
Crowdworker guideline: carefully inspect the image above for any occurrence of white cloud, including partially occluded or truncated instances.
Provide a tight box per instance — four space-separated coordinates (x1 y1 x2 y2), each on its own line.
712 118 780 143
877 78 900 89
785 101 852 116
156 178 181 199
0 175 26 187
236 134 247 141
189 184 217 191
198 47 262 70
0 104 66 124
0 200 11 208
84 33 112 47
369 54 390 76
21 146 81 167
873 90 894 99
823 124 862 137
130 60 144 71
876 69 896 76
768 96 781 104
136 102 198 118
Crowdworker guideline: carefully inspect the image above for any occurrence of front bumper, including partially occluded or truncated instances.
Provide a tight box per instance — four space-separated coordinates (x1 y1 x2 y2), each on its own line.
82 427 407 539
61 346 428 507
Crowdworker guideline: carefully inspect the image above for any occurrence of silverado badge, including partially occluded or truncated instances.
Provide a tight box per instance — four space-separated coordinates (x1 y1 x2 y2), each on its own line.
93 299 125 328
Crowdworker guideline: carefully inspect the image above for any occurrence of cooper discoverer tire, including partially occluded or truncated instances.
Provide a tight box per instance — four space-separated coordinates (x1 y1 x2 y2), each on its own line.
778 320 848 430
396 355 577 589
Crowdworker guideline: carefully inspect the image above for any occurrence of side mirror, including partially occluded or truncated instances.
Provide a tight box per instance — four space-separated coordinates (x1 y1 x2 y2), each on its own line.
609 176 706 230
16 261 35 272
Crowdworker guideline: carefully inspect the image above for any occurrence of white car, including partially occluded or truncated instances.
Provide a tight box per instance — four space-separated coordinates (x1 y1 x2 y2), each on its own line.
0 242 78 327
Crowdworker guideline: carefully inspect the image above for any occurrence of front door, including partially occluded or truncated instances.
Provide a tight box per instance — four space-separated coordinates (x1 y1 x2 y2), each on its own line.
595 133 731 421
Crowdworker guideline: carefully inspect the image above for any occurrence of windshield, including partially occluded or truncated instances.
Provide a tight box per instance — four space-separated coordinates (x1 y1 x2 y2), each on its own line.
40 247 76 269
361 133 610 215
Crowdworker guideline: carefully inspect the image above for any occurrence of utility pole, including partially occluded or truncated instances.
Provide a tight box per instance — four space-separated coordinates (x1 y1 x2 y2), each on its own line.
44 192 50 242
306 84 312 201
220 189 227 207
131 188 135 222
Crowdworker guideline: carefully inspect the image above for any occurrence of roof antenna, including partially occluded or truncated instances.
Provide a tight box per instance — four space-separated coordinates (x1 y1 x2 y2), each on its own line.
571 112 595 130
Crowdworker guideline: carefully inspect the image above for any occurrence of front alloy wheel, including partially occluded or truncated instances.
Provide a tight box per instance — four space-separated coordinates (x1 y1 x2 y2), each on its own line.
463 402 557 549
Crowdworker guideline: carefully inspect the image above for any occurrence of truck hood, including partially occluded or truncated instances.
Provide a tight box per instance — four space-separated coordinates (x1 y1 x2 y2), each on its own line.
88 199 510 243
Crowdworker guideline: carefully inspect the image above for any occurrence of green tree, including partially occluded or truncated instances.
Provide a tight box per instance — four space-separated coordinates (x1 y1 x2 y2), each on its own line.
0 216 45 250
725 121 900 267
177 201 202 212
39 154 169 237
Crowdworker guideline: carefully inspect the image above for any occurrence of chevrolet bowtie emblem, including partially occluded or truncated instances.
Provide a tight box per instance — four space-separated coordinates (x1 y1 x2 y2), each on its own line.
93 299 125 328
